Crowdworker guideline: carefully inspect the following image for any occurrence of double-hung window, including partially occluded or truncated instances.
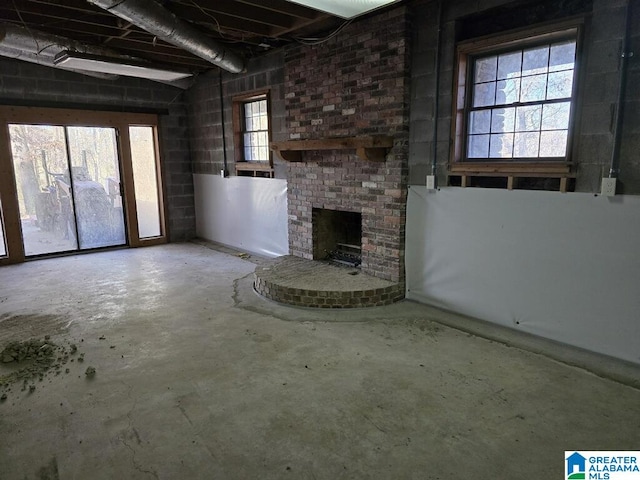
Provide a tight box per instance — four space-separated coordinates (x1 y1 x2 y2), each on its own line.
233 91 273 177
242 98 269 162
453 26 580 166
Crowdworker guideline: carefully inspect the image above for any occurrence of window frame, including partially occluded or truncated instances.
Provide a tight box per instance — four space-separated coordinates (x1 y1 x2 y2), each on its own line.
451 20 585 171
232 89 274 177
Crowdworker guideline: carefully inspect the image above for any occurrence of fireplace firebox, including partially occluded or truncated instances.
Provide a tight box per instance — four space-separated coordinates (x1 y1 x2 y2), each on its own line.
313 208 362 267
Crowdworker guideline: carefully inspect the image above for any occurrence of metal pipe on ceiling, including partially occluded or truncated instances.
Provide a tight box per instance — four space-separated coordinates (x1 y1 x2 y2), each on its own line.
87 0 246 74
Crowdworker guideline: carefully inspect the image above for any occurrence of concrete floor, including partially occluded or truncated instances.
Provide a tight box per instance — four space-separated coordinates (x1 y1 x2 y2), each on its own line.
0 243 639 479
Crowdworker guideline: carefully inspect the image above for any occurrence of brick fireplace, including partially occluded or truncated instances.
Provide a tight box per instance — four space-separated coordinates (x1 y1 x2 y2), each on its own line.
281 6 410 285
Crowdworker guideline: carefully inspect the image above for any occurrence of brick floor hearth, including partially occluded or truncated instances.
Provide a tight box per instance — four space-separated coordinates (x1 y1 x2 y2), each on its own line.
254 256 404 308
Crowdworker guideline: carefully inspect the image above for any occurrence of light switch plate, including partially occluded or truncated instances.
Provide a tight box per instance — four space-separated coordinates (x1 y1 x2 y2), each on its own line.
426 175 436 190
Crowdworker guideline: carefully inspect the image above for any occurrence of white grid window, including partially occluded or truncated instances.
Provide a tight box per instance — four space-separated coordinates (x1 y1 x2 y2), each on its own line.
467 39 576 160
243 99 269 162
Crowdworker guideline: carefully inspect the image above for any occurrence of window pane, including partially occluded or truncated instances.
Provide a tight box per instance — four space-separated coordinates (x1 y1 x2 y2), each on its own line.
540 130 568 157
475 56 497 83
491 108 515 133
547 70 574 99
470 110 491 134
130 126 162 239
541 102 571 130
244 145 252 161
9 124 79 256
522 46 549 75
497 51 522 80
514 132 540 157
520 74 547 102
496 78 520 104
67 126 126 250
516 105 542 132
245 116 253 131
489 133 514 158
258 131 269 147
260 116 268 130
468 134 490 158
464 38 575 163
549 41 576 72
473 82 496 107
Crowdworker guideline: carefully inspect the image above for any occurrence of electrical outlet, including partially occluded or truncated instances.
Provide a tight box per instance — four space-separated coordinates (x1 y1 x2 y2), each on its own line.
426 175 436 190
601 177 616 197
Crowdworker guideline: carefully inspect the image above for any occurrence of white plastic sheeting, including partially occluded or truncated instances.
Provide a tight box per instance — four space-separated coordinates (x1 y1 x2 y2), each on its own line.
193 174 289 257
406 186 640 365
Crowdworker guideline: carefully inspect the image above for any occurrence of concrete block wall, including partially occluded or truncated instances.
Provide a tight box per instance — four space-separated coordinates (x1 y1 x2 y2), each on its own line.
186 51 288 179
283 6 411 283
0 58 195 241
408 0 640 194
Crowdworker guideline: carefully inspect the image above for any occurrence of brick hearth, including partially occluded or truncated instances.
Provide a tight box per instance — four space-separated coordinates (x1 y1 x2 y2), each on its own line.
254 256 405 308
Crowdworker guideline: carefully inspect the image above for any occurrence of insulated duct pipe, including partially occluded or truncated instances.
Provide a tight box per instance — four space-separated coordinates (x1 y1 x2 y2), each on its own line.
0 23 120 79
87 0 245 74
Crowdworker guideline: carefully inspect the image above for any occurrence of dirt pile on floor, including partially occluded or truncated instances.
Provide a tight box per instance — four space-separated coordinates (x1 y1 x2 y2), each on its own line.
0 336 84 401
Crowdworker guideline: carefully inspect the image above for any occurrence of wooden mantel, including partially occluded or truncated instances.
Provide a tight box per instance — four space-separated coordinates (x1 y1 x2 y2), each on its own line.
270 136 394 162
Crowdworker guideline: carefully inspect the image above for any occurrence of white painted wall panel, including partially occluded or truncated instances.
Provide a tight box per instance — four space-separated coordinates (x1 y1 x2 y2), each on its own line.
406 186 640 365
193 174 289 257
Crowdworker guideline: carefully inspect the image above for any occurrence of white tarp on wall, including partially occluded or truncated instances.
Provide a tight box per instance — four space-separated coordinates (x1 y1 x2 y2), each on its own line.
193 174 289 257
406 186 640 365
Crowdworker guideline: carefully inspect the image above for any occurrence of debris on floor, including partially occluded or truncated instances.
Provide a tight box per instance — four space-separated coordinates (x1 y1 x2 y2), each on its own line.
84 367 96 378
236 253 251 259
0 335 87 403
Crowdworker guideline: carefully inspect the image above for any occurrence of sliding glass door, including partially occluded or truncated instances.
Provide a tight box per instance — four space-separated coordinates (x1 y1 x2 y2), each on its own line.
0 106 167 265
67 126 126 249
8 124 126 256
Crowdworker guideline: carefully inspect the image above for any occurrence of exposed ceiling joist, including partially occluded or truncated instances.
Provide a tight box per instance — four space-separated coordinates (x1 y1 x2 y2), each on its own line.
0 0 401 78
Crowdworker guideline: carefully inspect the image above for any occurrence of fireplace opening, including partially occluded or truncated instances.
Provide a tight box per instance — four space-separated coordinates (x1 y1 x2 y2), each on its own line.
313 208 362 267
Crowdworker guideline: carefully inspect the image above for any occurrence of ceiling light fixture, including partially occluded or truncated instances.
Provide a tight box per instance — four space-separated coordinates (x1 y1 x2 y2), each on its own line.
53 51 192 82
285 0 401 19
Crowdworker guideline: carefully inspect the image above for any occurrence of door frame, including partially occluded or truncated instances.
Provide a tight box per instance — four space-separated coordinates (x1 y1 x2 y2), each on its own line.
0 106 168 265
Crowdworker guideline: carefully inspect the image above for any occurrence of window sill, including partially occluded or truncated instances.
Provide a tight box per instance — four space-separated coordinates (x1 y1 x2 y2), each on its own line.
448 162 575 192
235 162 274 178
